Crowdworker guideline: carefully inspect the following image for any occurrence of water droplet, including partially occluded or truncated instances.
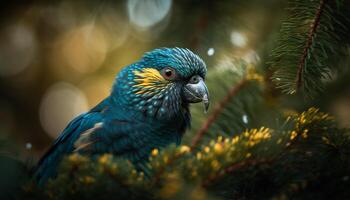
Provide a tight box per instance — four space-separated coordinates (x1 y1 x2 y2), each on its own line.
207 48 215 56
242 114 248 124
25 142 32 150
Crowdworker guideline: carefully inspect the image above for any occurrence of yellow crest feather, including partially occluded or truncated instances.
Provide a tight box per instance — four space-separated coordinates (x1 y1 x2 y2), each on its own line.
133 68 168 94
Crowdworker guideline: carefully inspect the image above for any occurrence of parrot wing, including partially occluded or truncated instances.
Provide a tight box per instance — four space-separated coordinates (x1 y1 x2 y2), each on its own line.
34 98 109 185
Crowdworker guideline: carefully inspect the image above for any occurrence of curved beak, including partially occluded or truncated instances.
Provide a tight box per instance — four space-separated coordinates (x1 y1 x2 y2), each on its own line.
183 76 210 113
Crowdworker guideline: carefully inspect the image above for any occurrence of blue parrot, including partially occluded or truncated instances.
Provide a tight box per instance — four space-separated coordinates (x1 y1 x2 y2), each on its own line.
34 47 209 185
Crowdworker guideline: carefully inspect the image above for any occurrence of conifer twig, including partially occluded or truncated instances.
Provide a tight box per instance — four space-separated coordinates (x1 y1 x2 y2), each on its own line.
191 78 248 149
154 98 249 184
201 158 271 187
296 0 328 90
151 152 186 185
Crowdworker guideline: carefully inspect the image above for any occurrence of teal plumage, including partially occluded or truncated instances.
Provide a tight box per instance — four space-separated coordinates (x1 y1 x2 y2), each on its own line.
34 47 209 185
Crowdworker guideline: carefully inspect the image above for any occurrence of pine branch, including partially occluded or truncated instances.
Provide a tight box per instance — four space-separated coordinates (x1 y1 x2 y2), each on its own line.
151 149 187 186
200 109 334 186
153 66 264 184
191 77 249 149
269 0 349 97
22 108 350 199
296 0 328 90
201 158 271 187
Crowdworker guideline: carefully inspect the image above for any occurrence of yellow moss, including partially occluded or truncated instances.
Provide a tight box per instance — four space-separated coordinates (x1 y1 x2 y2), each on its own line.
190 187 207 200
293 108 334 131
131 169 137 176
191 170 198 177
163 155 169 164
250 128 271 140
155 162 160 168
283 109 298 117
196 152 202 160
209 140 215 146
246 153 252 158
151 148 159 157
217 136 223 142
204 146 210 153
322 136 330 144
246 67 264 82
244 127 272 146
246 141 256 147
159 173 181 199
137 176 143 182
109 163 118 174
179 145 190 154
302 129 308 138
68 154 80 163
214 143 224 154
290 131 298 140
231 136 239 144
244 130 250 137
137 172 144 182
82 176 95 185
98 154 111 165
277 138 283 144
67 153 88 165
211 160 220 170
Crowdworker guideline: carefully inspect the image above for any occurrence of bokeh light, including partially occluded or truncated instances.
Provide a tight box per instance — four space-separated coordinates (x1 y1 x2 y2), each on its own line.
25 142 32 150
127 0 172 29
60 24 108 74
0 24 37 76
207 48 215 56
242 50 260 64
99 7 130 50
39 82 89 138
79 76 111 108
214 55 247 76
214 56 236 73
230 31 247 47
331 96 350 128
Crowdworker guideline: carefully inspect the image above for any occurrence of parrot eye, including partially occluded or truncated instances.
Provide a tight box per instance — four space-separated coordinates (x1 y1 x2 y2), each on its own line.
161 67 176 80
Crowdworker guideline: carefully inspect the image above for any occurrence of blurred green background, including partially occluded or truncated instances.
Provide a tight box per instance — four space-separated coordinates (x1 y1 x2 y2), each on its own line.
0 0 349 161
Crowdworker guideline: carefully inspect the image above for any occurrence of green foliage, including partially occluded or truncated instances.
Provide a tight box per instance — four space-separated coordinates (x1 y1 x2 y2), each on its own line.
185 59 267 147
0 136 30 200
269 0 349 97
22 108 350 200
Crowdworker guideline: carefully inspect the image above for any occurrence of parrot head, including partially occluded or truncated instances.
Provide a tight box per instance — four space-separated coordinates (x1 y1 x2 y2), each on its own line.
112 47 209 123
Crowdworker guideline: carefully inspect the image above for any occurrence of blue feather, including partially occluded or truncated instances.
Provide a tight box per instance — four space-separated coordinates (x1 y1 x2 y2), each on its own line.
34 48 207 184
